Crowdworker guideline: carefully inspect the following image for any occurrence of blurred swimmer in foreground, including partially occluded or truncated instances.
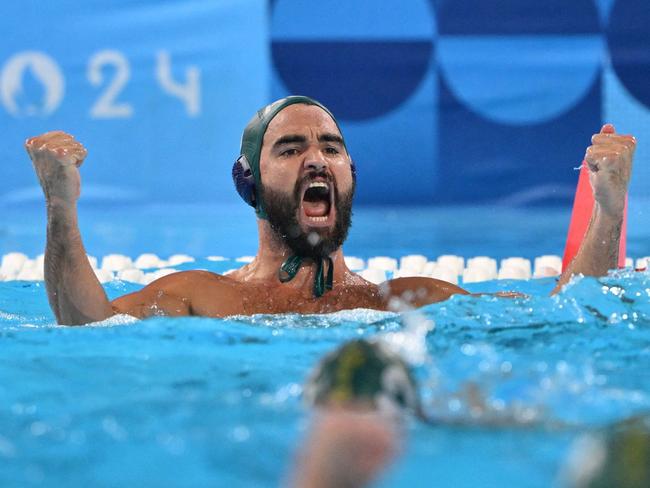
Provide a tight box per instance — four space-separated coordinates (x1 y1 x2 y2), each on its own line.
291 339 650 488
291 339 419 488
25 96 635 324
294 341 650 488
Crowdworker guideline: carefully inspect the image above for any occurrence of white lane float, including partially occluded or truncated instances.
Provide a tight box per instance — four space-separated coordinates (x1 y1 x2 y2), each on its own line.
94 269 115 284
500 257 532 278
101 254 134 272
367 257 398 273
16 260 43 281
167 254 195 266
399 255 428 274
1 252 28 277
436 255 464 277
466 256 498 280
497 266 529 281
359 268 387 285
462 266 493 284
344 256 365 271
135 253 166 269
533 255 562 278
429 266 458 285
117 268 146 283
1 252 637 286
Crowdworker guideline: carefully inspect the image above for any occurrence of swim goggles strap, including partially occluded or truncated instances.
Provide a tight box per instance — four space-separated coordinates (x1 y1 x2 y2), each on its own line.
278 255 334 298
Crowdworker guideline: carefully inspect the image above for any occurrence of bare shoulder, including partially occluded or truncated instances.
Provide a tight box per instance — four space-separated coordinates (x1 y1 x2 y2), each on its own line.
383 276 469 307
111 270 243 318
153 269 236 286
134 269 240 295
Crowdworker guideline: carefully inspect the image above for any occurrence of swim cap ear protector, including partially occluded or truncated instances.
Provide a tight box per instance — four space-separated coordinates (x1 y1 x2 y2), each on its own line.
232 95 355 219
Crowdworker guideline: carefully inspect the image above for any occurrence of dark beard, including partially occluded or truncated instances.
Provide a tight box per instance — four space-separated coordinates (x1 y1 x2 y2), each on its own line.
261 176 354 260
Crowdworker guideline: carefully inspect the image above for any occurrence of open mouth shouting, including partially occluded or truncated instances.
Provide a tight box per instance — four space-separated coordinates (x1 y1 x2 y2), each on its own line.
300 179 336 228
262 170 353 259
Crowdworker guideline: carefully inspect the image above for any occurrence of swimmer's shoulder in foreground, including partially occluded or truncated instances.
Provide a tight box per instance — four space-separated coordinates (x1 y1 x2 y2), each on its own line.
25 97 635 325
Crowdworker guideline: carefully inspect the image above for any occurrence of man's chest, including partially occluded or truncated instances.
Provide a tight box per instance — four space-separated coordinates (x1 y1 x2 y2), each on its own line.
193 285 385 316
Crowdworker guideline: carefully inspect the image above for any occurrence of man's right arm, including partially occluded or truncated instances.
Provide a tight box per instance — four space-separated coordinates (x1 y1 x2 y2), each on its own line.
26 131 115 325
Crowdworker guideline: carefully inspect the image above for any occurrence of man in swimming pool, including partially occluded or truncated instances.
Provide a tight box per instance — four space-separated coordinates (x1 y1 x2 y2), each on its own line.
25 96 636 325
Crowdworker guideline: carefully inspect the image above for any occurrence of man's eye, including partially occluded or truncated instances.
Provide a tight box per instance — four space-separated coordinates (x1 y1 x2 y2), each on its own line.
324 147 339 155
281 148 299 157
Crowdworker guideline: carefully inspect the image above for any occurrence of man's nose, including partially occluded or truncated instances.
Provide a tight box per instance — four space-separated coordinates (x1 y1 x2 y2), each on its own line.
303 152 328 173
304 160 327 173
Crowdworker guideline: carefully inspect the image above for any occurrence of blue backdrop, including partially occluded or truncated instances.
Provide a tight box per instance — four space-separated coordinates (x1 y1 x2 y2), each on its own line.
1 0 648 207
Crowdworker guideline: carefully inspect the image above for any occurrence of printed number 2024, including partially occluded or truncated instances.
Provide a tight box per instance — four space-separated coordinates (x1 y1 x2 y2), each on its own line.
0 50 200 118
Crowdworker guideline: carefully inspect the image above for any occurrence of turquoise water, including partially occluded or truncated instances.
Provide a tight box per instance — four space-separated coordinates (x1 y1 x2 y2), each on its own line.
1 204 650 487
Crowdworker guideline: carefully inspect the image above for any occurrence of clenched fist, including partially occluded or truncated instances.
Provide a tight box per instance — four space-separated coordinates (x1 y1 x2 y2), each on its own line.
25 131 88 205
585 124 636 218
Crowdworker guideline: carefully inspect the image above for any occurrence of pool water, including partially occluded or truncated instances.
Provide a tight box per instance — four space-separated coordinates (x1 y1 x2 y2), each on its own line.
1 204 649 487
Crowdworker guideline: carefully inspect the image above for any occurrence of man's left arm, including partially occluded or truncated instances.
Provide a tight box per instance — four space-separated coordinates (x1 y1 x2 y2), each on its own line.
553 124 636 293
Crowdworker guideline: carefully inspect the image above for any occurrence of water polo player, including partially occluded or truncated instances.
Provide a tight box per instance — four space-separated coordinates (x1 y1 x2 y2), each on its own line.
25 96 635 325
292 338 419 488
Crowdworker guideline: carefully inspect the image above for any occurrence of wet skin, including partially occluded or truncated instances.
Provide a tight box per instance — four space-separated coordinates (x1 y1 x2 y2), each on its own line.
110 270 465 318
25 105 466 324
111 105 467 317
25 108 633 324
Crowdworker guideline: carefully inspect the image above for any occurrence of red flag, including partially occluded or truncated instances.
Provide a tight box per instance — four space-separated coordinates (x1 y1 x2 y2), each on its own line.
562 162 627 271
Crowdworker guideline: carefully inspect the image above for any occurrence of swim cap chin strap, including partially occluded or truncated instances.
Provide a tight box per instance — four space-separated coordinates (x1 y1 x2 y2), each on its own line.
279 255 333 298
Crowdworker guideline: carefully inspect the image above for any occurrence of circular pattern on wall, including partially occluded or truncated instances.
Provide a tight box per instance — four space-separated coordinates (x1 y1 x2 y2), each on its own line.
271 0 436 121
436 0 603 125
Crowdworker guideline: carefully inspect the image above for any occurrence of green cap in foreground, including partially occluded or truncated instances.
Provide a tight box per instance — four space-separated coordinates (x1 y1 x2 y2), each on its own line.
303 339 420 418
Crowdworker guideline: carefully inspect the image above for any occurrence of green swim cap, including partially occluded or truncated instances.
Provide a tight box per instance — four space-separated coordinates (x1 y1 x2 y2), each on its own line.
303 339 420 418
237 95 344 219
